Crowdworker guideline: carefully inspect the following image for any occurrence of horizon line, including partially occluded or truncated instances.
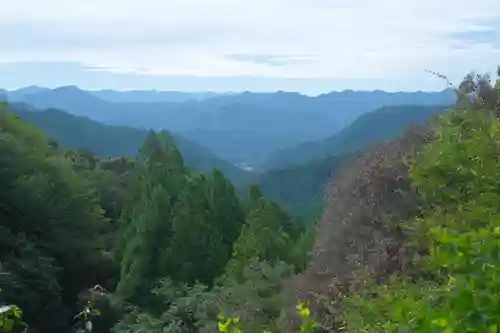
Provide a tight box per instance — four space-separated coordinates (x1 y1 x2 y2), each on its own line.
1 84 454 97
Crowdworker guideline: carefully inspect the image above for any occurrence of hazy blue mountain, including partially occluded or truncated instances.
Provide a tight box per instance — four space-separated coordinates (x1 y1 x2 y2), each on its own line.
8 103 249 186
6 86 115 119
1 86 456 166
251 104 452 218
90 89 232 103
1 85 50 99
264 104 451 169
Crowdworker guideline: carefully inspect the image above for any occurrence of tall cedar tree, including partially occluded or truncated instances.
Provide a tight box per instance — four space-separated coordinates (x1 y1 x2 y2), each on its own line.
116 131 245 306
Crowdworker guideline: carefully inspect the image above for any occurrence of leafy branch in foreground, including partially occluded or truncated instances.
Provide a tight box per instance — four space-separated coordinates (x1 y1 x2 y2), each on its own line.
426 68 500 109
217 301 317 333
0 305 26 333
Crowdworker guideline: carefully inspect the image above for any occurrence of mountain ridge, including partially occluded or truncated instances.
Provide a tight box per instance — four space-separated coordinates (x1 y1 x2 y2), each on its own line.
7 102 249 186
264 104 452 169
1 86 456 165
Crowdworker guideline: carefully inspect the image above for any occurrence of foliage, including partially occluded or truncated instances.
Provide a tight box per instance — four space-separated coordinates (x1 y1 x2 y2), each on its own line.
113 279 219 333
217 260 294 333
216 301 317 333
115 132 248 305
290 226 317 272
222 190 296 282
0 102 112 333
340 70 500 332
1 100 314 333
0 305 26 333
296 302 317 333
112 259 298 333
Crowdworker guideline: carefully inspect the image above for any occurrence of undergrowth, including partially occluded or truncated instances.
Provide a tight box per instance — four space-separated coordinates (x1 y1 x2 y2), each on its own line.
340 102 500 332
217 302 317 333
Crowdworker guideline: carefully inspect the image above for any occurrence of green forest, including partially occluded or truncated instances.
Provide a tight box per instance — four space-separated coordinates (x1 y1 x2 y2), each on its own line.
4 101 456 222
1 68 500 333
0 99 315 333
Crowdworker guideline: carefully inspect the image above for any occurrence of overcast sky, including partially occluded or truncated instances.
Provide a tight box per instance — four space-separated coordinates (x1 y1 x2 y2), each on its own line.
1 0 499 94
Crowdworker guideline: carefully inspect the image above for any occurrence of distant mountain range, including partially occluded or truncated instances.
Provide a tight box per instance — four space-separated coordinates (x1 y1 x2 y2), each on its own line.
0 85 230 103
7 103 249 186
263 104 451 169
0 86 456 165
91 89 233 103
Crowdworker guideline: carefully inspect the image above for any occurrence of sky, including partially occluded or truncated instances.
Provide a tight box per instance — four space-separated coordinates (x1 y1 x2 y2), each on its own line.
0 0 499 94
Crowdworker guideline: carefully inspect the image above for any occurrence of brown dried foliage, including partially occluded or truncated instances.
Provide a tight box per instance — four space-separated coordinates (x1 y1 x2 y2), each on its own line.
280 69 499 332
282 124 435 332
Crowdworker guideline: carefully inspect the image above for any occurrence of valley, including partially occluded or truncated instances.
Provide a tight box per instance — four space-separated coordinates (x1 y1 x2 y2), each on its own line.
2 88 454 220
1 87 455 168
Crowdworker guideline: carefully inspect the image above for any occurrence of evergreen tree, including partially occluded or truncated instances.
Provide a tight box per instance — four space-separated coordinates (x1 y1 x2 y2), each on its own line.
116 131 187 305
223 188 294 282
166 173 226 284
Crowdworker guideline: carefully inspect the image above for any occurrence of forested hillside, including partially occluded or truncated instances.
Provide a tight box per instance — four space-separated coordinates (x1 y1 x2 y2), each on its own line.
265 104 451 169
2 87 454 165
8 104 249 186
250 154 356 220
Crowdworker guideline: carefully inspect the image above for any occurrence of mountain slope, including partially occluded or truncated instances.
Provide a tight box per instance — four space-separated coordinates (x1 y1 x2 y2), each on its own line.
264 104 451 169
2 86 456 165
8 103 249 185
250 153 356 220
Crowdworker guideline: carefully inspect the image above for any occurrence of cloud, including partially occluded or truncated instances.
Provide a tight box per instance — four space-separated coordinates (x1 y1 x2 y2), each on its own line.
0 61 456 94
0 0 499 90
450 28 500 47
227 54 314 66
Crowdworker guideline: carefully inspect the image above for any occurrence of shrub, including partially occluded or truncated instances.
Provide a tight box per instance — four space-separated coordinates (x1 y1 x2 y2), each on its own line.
341 105 500 331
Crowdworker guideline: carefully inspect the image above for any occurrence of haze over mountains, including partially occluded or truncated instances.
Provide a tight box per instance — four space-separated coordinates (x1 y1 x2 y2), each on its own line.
0 85 231 103
263 104 451 169
7 102 249 186
1 86 456 168
1 85 456 219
